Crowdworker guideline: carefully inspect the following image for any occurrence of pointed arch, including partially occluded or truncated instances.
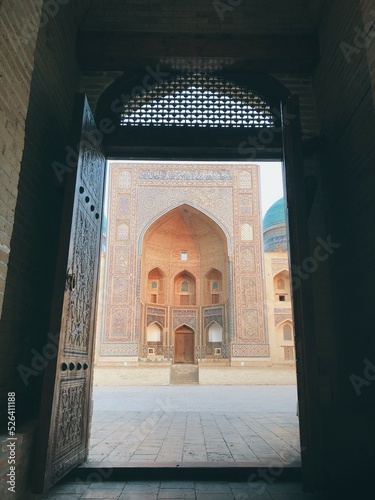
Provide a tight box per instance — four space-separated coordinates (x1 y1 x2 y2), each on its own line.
146 322 163 342
206 321 223 343
138 202 231 255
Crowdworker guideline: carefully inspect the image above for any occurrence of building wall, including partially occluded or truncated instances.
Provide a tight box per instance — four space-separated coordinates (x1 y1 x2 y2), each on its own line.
263 252 294 364
99 162 268 364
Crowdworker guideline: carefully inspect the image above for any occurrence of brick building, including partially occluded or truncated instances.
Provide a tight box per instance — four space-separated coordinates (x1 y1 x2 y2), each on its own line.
97 162 295 368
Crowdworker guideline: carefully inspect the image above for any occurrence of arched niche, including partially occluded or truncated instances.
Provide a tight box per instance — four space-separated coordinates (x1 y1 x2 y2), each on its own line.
146 322 163 342
273 270 291 303
141 204 229 307
207 321 223 343
174 271 196 306
147 267 165 304
205 268 223 305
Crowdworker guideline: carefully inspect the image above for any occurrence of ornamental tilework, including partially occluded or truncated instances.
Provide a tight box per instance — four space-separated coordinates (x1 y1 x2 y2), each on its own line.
137 186 233 238
204 314 224 328
147 306 167 316
239 194 253 215
118 170 131 189
139 170 231 181
173 309 197 330
114 246 130 274
239 170 252 189
275 313 293 327
204 307 223 316
240 309 259 341
272 259 289 275
240 246 255 273
147 314 166 327
117 195 130 216
112 278 129 304
241 223 253 241
106 308 132 342
241 278 257 304
100 343 138 356
232 344 270 357
163 346 174 358
117 222 129 240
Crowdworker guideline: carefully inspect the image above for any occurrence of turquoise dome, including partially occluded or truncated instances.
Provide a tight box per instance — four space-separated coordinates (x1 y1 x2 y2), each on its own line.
263 198 287 252
263 198 286 231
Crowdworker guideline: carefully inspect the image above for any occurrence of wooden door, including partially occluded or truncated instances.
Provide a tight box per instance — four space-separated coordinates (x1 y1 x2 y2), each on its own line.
174 326 195 363
32 95 106 493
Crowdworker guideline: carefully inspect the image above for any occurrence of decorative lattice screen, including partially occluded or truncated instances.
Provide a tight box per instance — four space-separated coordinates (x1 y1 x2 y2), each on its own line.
120 73 276 128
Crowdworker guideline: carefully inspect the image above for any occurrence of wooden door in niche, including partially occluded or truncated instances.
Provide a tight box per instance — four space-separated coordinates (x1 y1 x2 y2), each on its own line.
174 325 195 363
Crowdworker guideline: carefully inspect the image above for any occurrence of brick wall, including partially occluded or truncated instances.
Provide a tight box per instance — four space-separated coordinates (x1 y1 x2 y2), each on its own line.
0 0 44 318
0 0 90 426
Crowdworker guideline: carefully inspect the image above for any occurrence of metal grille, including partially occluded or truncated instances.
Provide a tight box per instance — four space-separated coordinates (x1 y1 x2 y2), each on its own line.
120 73 276 128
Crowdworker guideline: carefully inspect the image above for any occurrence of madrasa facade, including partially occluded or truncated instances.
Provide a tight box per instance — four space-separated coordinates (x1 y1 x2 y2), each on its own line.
95 161 294 367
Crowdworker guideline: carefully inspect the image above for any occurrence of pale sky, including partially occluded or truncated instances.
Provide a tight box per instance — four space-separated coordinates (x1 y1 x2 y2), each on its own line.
259 162 284 218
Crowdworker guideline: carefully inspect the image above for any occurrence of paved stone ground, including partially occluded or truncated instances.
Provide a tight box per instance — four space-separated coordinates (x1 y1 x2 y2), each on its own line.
34 479 333 499
87 386 300 466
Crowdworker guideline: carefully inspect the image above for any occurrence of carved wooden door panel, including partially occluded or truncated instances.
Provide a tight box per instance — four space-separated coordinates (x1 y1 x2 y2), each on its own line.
32 95 106 493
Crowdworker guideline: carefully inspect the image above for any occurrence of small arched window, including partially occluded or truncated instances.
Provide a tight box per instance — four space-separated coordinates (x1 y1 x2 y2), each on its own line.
283 324 293 341
181 281 189 292
212 281 218 290
151 281 157 289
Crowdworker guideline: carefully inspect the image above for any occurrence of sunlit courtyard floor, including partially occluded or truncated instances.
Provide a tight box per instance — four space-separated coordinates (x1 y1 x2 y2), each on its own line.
87 386 300 466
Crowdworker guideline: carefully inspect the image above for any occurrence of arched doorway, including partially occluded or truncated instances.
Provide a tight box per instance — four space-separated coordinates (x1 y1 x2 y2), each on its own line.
35 72 316 492
140 203 229 362
174 324 195 364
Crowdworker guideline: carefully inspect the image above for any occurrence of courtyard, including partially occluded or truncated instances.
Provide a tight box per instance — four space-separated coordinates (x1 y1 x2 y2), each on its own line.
86 385 300 466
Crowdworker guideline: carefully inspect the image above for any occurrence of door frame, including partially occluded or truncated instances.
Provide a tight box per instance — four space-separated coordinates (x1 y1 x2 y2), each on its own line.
37 72 318 492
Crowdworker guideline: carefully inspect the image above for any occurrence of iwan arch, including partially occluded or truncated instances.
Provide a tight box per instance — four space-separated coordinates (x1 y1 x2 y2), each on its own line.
98 162 274 366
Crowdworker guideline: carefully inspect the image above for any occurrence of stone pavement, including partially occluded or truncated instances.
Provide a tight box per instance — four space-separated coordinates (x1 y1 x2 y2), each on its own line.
87 386 300 466
35 479 333 499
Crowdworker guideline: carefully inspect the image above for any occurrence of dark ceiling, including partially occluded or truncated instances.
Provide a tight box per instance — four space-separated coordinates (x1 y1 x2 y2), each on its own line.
77 0 323 73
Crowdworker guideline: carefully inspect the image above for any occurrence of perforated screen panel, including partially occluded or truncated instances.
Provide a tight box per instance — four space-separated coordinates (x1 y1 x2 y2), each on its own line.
120 73 276 128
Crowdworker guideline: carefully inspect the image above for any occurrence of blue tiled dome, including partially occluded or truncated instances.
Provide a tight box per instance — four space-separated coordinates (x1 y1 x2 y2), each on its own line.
263 198 286 231
263 198 287 252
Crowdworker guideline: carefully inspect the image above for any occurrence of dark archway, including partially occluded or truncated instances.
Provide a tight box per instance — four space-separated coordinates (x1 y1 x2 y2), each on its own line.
93 71 316 489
